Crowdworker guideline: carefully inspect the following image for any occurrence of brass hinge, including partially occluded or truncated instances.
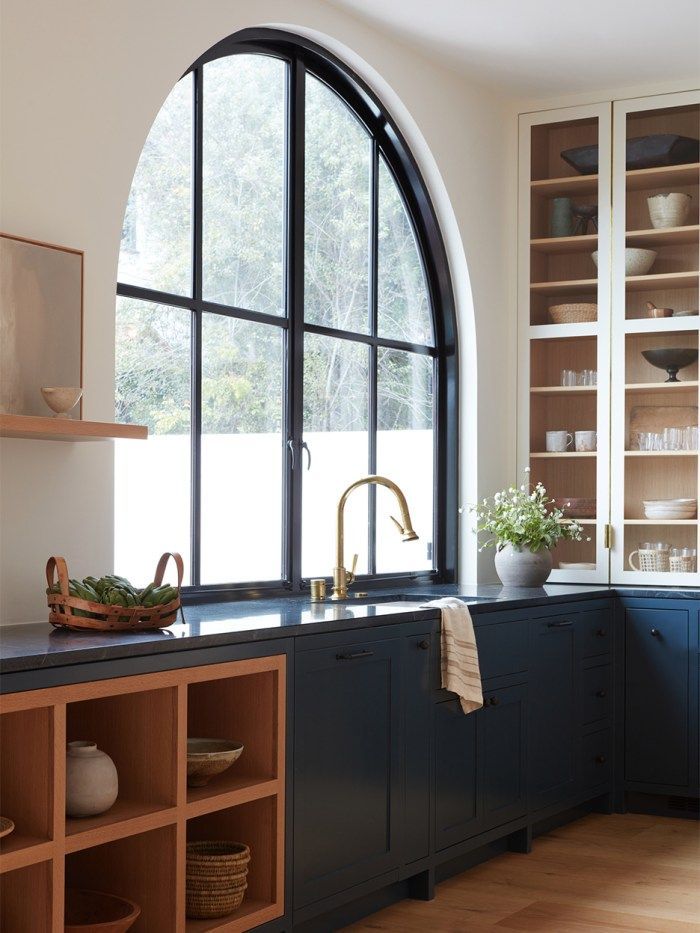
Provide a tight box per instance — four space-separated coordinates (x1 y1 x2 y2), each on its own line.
604 524 613 549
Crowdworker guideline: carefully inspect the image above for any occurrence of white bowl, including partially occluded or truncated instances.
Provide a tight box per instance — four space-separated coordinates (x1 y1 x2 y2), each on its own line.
647 193 691 230
41 386 83 418
592 248 657 276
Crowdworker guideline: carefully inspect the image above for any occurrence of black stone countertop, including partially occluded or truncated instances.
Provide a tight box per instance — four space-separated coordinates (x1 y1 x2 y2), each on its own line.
1 583 697 676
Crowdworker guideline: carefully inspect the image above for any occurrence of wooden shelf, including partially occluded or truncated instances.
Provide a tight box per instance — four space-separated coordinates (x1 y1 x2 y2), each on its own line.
626 381 699 394
625 271 699 292
626 225 700 247
626 162 700 191
624 519 698 525
625 450 698 457
186 777 280 819
0 414 147 441
530 174 599 196
529 322 599 340
530 234 598 253
530 385 597 397
185 898 280 932
65 801 177 854
530 452 597 459
0 837 53 874
530 277 597 296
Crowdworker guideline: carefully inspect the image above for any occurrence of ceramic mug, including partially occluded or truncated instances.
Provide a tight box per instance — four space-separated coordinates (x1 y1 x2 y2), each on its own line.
629 543 670 572
546 430 573 452
575 430 597 452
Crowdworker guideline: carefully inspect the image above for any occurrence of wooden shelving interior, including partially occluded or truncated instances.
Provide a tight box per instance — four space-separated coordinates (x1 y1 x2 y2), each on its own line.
0 414 147 442
0 655 286 933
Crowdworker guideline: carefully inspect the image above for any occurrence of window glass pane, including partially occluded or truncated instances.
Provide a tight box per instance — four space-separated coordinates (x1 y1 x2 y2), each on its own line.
377 158 433 346
200 315 284 583
202 55 286 315
376 349 433 573
304 75 370 333
115 297 192 583
118 76 192 296
302 334 369 577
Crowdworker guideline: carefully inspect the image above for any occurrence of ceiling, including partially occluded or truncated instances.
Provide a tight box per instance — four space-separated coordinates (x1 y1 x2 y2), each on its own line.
327 0 700 97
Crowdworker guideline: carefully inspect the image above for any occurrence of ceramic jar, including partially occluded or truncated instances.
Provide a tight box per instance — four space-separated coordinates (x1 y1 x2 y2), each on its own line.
66 741 118 818
647 192 691 229
550 197 574 237
494 543 553 587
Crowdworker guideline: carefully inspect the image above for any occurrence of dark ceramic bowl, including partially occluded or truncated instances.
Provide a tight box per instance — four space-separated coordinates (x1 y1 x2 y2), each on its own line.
65 889 141 933
641 348 698 382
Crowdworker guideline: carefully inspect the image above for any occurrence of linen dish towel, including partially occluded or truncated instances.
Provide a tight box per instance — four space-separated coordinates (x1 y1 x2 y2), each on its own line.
425 597 483 714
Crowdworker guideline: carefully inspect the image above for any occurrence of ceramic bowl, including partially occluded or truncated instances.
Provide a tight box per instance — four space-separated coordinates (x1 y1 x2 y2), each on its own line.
0 816 15 839
643 498 697 520
551 497 596 519
592 248 656 276
187 738 244 787
647 192 691 229
65 889 140 933
41 386 83 418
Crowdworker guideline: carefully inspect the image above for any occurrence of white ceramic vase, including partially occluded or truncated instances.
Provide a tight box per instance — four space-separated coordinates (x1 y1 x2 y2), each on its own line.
66 741 118 818
647 193 691 230
494 543 553 587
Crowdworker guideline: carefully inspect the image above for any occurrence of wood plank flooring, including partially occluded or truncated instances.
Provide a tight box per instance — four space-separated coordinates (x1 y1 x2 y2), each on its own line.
346 814 700 932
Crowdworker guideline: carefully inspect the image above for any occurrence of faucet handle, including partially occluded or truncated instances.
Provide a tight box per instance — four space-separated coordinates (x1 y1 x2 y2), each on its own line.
347 553 358 585
389 515 404 534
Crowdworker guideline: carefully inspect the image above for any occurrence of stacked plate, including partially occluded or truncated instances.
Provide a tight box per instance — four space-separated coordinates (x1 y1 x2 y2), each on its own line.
643 498 697 520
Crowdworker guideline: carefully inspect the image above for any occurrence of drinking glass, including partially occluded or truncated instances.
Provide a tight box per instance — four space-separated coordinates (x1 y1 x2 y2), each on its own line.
663 427 683 451
684 425 698 451
561 369 577 386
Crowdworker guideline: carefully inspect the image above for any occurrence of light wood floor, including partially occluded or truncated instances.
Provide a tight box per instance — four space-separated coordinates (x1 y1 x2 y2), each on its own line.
346 814 700 932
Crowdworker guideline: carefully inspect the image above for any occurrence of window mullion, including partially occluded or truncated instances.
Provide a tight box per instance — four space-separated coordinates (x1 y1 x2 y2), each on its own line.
367 138 379 575
190 65 204 587
285 56 306 590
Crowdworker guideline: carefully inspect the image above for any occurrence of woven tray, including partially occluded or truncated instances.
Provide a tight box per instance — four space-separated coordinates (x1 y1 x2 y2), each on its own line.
47 552 183 632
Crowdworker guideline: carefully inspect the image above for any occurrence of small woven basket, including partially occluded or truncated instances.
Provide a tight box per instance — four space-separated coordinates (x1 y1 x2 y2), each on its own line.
46 552 183 632
549 302 598 324
185 842 251 920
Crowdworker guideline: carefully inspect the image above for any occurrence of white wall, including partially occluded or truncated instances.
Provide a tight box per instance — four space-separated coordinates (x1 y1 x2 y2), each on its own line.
0 0 517 622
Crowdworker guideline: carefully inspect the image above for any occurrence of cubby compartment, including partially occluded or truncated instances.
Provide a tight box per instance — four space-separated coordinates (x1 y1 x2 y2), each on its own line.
624 456 697 520
529 457 597 513
530 393 597 453
625 331 699 386
186 796 283 932
66 825 177 932
551 534 598 571
530 117 599 183
530 336 598 387
0 860 52 932
187 668 282 808
66 686 178 841
623 524 699 575
0 707 53 857
625 284 699 320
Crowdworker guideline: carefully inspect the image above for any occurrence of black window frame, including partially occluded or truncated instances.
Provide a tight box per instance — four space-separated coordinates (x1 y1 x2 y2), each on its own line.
116 27 458 600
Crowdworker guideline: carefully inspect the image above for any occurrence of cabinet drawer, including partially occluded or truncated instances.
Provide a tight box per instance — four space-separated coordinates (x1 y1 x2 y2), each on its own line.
582 729 612 789
475 620 528 679
579 609 612 658
582 665 611 725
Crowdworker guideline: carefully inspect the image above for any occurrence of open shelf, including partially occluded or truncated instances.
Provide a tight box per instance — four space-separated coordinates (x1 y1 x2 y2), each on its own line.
0 860 52 932
625 162 700 191
530 385 597 397
626 381 699 394
530 234 598 253
626 225 700 247
624 316 699 333
529 322 599 339
530 277 597 295
0 413 147 441
530 174 599 196
625 271 699 292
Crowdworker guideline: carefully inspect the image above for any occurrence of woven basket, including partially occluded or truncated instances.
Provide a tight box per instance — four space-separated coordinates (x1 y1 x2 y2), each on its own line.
185 842 251 919
46 552 183 632
549 303 597 324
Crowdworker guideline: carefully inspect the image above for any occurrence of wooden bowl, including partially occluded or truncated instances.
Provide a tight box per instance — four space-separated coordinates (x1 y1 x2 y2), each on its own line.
0 816 15 839
551 497 596 519
187 738 244 787
65 889 140 933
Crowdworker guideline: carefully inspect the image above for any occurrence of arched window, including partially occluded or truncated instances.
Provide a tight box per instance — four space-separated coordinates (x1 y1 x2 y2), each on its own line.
116 29 457 596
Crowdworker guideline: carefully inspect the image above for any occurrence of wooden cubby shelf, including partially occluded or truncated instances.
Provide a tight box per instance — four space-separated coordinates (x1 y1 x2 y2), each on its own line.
0 655 286 933
0 414 147 442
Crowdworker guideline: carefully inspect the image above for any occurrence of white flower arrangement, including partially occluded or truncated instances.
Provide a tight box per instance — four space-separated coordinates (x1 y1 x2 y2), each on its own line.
473 470 589 552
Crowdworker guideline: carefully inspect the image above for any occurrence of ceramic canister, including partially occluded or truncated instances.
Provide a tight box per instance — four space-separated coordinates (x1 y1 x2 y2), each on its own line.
66 741 118 818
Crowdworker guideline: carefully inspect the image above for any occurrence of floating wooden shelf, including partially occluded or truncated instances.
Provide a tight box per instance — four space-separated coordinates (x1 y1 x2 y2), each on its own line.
626 225 700 247
625 381 699 394
0 414 147 441
626 162 700 191
530 234 598 253
530 277 598 296
625 271 699 292
530 451 597 459
530 385 597 397
530 174 599 196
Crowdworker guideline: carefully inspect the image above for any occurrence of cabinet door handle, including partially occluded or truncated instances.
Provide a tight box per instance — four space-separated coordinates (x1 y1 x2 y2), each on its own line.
596 690 607 698
595 755 607 764
418 640 430 650
596 628 607 637
336 649 375 661
487 696 500 706
650 628 660 638
547 620 572 628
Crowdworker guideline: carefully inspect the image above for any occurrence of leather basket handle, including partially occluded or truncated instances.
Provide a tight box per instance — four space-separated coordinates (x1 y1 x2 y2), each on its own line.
153 552 184 588
46 556 70 595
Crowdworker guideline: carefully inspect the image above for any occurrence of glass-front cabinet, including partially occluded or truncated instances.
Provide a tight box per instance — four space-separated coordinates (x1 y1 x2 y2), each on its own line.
519 90 700 584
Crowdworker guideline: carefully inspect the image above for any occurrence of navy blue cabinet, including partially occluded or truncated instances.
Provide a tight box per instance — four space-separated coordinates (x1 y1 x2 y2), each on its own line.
403 633 433 864
529 615 578 810
293 637 403 907
435 699 480 850
481 683 527 828
625 606 690 790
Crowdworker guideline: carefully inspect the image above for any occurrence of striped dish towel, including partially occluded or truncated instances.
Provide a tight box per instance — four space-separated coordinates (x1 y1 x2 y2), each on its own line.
426 597 483 714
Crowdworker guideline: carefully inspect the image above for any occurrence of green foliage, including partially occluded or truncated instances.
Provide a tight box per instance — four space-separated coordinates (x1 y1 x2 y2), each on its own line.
473 471 588 552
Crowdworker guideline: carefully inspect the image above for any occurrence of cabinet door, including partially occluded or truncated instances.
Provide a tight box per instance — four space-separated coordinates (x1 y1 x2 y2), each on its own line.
529 616 578 809
625 608 689 789
481 683 527 829
434 699 479 850
293 638 402 907
403 633 432 864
